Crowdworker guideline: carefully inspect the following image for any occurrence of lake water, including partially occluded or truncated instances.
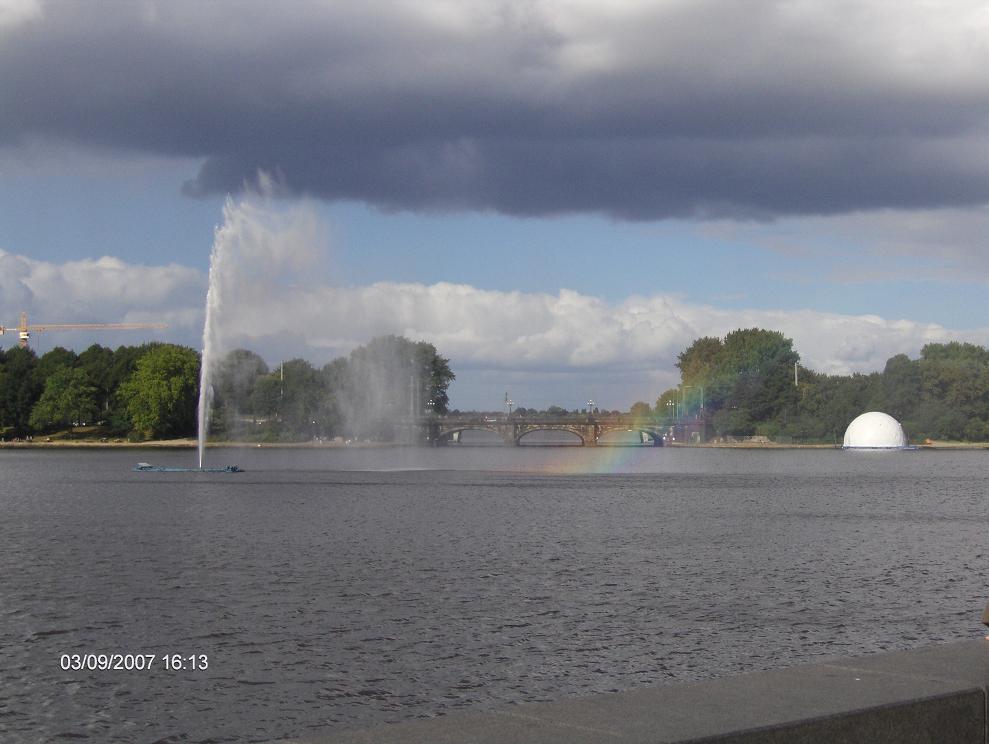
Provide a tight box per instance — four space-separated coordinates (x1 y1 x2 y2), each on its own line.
1 446 987 743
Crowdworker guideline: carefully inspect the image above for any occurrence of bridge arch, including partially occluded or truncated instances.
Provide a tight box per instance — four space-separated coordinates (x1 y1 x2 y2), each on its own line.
436 425 504 444
427 416 667 447
516 426 586 446
597 425 665 446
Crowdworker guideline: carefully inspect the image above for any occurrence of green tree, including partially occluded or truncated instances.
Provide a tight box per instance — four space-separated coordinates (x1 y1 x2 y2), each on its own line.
668 331 989 444
247 358 342 441
119 344 200 438
907 342 989 440
278 358 328 437
673 329 799 435
655 389 678 422
629 401 653 421
719 329 799 420
676 336 723 389
878 354 922 423
920 343 989 413
29 367 99 431
211 349 270 437
77 344 116 417
102 344 157 434
787 369 880 443
0 347 41 434
419 342 455 415
215 349 269 413
250 374 281 420
35 347 78 381
343 336 455 435
713 407 754 437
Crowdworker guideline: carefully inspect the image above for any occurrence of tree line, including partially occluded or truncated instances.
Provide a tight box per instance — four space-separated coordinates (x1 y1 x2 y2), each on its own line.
637 328 989 443
0 335 454 442
7 327 988 444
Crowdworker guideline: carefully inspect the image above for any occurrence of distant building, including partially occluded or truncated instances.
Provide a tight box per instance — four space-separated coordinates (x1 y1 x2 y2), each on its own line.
842 411 908 449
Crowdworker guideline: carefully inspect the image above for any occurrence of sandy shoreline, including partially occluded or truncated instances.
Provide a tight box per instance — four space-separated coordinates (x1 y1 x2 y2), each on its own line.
0 438 390 449
2 438 987 450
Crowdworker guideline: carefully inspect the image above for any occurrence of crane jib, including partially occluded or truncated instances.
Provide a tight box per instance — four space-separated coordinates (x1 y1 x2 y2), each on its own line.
0 313 167 348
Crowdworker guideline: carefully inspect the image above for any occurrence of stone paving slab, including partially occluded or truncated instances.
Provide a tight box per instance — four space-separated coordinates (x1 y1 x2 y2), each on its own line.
280 640 989 744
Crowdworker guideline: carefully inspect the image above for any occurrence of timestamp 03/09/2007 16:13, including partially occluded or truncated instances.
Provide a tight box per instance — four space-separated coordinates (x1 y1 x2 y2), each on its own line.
59 653 209 672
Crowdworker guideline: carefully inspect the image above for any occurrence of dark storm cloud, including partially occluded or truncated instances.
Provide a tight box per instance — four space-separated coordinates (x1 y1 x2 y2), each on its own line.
2 0 988 220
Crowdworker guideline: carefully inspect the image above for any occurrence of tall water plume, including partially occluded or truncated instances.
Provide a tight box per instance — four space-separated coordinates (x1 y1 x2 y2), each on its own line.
197 202 232 468
195 179 325 464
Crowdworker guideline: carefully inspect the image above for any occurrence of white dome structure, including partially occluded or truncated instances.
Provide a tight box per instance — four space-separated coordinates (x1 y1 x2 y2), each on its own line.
842 411 908 449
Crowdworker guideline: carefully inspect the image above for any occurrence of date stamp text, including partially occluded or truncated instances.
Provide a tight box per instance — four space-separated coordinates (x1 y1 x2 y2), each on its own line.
59 653 209 671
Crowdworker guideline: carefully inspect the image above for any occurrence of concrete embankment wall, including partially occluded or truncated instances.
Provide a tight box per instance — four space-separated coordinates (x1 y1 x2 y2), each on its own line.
285 639 989 743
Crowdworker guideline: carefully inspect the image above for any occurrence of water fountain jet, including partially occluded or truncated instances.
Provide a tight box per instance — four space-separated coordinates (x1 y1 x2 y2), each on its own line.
193 198 242 472
197 218 224 468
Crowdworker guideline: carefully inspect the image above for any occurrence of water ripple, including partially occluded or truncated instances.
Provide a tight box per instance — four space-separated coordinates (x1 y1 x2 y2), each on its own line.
1 447 986 742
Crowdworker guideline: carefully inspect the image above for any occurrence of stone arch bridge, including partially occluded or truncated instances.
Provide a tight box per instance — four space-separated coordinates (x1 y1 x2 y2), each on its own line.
417 416 667 446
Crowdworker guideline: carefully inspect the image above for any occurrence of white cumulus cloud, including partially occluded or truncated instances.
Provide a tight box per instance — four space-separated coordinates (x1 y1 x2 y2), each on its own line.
0 0 41 29
215 280 982 378
0 248 203 344
3 225 986 407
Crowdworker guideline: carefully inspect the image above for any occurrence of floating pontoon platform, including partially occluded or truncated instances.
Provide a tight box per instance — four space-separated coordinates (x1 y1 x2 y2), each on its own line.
134 462 242 473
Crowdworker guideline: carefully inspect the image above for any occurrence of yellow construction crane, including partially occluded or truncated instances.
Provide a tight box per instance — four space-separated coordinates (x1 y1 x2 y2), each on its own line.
0 312 167 349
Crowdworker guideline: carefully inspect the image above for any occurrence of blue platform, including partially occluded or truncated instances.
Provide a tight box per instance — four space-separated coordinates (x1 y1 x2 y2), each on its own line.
134 463 242 473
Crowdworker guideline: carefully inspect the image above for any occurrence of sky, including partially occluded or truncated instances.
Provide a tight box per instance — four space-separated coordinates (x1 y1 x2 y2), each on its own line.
1 0 988 410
